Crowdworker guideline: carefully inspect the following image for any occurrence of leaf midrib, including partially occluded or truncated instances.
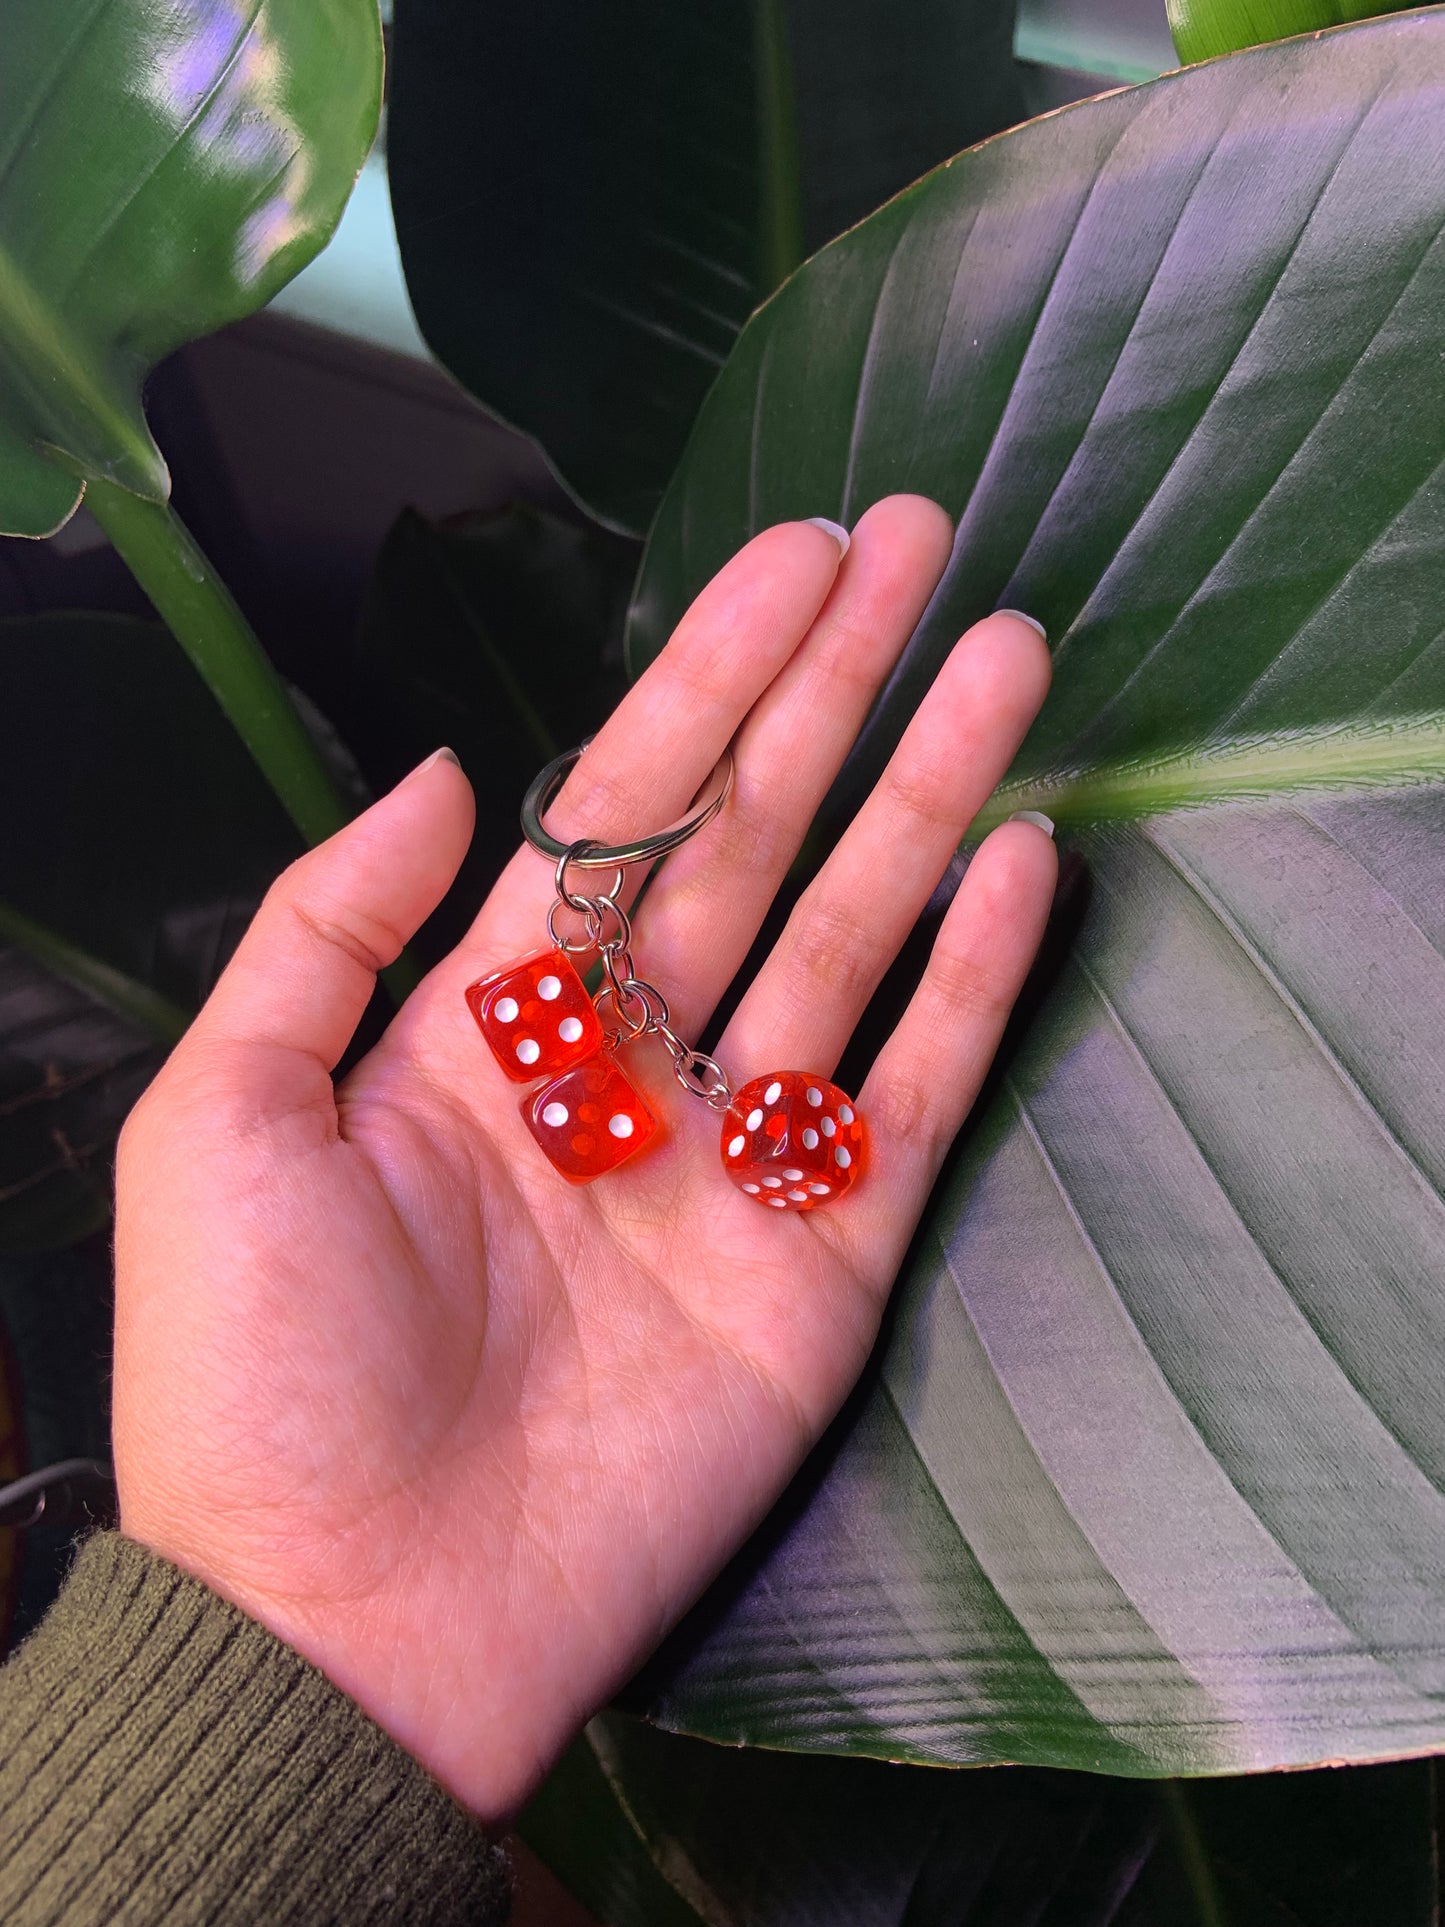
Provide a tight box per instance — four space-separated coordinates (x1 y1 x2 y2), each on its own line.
971 713 1445 836
0 234 162 496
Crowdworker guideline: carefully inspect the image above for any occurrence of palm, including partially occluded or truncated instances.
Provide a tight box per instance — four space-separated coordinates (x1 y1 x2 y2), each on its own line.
114 502 1056 1820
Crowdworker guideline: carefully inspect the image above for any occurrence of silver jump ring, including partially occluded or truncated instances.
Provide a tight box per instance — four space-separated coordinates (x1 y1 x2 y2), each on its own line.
555 840 624 914
547 899 599 954
523 742 735 870
658 1026 732 1108
602 953 667 1030
595 978 667 1039
586 897 633 956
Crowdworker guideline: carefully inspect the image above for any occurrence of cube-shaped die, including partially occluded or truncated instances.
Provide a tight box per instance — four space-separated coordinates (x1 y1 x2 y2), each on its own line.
466 949 603 1082
522 1053 659 1183
721 1071 865 1210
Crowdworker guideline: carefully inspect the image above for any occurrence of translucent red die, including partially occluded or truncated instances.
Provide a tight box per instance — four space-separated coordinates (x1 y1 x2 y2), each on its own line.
522 1053 660 1183
465 948 603 1082
720 1072 865 1210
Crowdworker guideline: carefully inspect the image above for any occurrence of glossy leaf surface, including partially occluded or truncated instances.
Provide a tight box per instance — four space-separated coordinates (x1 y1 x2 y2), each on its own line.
0 615 300 1250
1168 0 1383 68
387 0 1023 534
627 13 1445 1771
0 0 382 536
522 1715 1438 1925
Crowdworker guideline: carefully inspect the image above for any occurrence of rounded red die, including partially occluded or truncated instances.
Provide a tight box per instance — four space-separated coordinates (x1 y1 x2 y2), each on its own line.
523 1052 659 1183
466 948 603 1082
720 1072 865 1210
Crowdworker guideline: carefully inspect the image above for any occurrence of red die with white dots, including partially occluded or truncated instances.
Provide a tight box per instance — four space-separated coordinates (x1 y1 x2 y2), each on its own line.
720 1072 865 1210
465 949 603 1082
522 1053 659 1183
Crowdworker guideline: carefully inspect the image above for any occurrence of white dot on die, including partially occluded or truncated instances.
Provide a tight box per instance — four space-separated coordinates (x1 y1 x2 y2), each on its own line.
808 1182 830 1195
538 975 562 1001
806 1086 822 1107
558 1016 584 1043
802 1128 819 1150
762 1176 783 1189
608 1114 634 1139
745 1108 763 1130
515 1037 540 1065
764 1080 782 1104
835 1145 852 1168
541 1102 568 1128
742 1182 761 1194
494 996 519 1024
767 1197 788 1207
727 1134 746 1157
839 1105 854 1125
821 1116 836 1138
788 1190 808 1202
782 1168 804 1182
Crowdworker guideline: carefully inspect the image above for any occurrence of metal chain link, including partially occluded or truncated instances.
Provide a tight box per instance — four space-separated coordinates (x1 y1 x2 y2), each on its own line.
550 845 733 1112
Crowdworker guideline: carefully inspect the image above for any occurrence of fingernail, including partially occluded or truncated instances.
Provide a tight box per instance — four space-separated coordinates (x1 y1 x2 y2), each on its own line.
1009 809 1055 838
806 517 851 556
996 608 1047 641
409 746 461 779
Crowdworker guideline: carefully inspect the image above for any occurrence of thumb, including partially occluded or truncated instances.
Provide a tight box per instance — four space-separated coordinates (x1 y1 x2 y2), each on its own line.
180 747 474 1083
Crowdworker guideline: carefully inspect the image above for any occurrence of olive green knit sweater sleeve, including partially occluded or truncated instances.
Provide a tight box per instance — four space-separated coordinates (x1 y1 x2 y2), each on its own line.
0 1533 511 1926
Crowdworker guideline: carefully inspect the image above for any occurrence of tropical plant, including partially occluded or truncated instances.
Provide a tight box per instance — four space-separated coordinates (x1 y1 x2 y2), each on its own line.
3 0 1445 1917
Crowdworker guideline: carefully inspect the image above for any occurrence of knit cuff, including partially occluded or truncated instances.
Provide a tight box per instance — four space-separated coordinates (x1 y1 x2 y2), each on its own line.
0 1532 510 1926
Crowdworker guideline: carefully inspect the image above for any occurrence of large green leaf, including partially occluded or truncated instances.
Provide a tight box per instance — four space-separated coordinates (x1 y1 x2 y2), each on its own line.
0 0 382 536
349 503 635 958
387 0 1023 535
523 1715 1438 1925
1168 0 1383 68
0 614 302 1250
626 12 1445 1773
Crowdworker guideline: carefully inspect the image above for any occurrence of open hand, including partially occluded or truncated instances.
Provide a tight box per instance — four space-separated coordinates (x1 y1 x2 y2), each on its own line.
114 497 1055 1822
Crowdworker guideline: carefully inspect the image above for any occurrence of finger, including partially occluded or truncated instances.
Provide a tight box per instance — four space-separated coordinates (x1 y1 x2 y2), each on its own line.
719 612 1052 1078
623 496 955 1038
172 749 475 1096
457 518 849 968
836 817 1058 1267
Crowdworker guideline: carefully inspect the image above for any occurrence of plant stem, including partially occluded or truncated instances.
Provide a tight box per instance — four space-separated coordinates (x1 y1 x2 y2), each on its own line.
86 480 351 849
87 481 420 1008
1161 1784 1229 1927
752 0 805 293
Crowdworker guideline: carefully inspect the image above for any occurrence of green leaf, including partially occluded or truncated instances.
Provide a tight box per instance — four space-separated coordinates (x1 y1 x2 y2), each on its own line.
626 12 1445 1772
517 1722 706 1927
0 937 169 1254
523 1715 1438 1926
387 0 1024 535
350 504 635 957
0 613 302 1251
0 0 383 536
1168 0 1384 69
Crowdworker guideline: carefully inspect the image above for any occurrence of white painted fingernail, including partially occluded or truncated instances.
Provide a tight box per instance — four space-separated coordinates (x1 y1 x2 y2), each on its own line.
1009 809 1055 838
996 608 1047 641
806 517 851 556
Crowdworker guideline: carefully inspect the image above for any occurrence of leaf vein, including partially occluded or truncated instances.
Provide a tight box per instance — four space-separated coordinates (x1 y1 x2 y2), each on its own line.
1050 74 1395 683
52 0 268 311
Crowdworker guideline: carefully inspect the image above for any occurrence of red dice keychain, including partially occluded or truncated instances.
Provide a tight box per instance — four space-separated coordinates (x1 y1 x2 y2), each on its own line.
464 744 867 1208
